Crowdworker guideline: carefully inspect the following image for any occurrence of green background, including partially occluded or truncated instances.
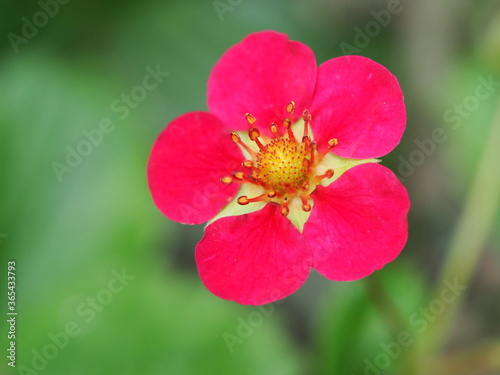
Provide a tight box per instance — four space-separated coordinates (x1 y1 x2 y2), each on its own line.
1 0 499 374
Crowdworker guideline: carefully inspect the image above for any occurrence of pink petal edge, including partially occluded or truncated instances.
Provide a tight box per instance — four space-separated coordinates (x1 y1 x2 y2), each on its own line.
310 55 406 159
196 203 312 305
147 111 243 225
303 163 410 281
208 30 317 136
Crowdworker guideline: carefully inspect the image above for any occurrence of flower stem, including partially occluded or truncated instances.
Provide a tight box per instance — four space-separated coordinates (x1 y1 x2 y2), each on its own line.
417 99 500 372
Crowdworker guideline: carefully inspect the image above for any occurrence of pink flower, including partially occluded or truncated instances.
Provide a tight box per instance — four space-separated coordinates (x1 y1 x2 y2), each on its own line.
148 31 410 305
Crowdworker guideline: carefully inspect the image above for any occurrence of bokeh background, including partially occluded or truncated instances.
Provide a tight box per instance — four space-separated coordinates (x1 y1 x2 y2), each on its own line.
1 0 499 374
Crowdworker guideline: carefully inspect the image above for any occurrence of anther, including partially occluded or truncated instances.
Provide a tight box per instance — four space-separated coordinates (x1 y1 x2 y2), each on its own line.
248 128 265 150
237 193 268 205
286 101 295 115
302 109 312 122
280 197 290 216
242 160 253 169
315 169 334 182
230 132 257 158
270 123 278 136
316 139 338 162
245 113 257 126
220 176 233 185
328 138 338 148
248 128 260 140
267 190 277 198
230 132 240 143
232 171 245 180
237 196 249 205
301 194 311 212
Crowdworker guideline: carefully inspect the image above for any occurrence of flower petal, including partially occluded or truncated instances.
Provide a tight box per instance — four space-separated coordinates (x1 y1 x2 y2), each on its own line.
310 56 406 158
208 30 316 135
196 203 312 305
303 163 410 281
147 111 243 224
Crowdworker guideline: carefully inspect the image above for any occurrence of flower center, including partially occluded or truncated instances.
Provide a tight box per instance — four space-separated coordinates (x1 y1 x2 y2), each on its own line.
254 138 309 194
220 101 338 216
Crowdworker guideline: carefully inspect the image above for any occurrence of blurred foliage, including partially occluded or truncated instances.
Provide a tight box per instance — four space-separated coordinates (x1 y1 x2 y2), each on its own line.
1 0 499 374
314 264 426 375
